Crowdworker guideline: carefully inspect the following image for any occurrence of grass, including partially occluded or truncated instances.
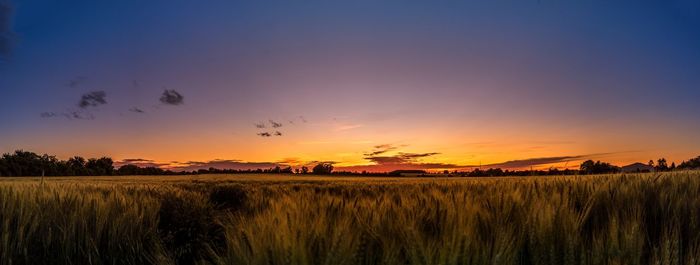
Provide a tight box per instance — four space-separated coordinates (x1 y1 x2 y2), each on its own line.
1 172 700 264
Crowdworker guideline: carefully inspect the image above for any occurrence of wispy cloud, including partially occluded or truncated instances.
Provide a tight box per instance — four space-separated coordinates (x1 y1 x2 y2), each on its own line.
40 109 95 120
114 158 170 168
78 91 107 108
170 159 284 172
483 156 584 169
333 143 622 172
335 124 364 131
129 107 145 113
482 153 618 169
365 144 400 156
365 152 441 165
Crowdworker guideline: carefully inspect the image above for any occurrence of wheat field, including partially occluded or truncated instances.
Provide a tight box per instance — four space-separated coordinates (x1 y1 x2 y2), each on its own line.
1 172 699 264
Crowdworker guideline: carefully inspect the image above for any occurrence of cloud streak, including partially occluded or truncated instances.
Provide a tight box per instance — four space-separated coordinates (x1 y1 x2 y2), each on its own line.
129 107 145 113
365 152 441 165
114 158 170 168
170 159 284 172
365 144 400 156
333 144 620 172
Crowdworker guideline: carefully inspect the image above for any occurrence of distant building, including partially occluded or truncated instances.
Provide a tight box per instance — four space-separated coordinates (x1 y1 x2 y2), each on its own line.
621 162 654 173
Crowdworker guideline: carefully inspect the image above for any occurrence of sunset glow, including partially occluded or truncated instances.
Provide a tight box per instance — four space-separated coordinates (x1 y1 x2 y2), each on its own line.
2 0 699 172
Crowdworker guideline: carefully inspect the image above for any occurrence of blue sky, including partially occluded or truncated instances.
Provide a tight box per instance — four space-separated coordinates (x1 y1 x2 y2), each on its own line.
1 0 699 171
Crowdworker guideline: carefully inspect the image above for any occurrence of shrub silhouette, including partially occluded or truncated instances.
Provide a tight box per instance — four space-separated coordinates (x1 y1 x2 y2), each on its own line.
312 163 334 174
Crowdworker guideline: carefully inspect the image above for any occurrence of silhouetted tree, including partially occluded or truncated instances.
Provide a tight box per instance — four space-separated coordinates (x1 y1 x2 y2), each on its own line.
68 156 88 175
270 166 281 174
117 164 140 175
312 163 333 174
86 157 114 176
301 166 309 174
655 158 669 171
580 160 620 174
678 156 700 169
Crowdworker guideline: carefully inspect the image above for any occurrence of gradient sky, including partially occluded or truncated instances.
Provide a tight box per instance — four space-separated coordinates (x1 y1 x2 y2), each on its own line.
1 0 699 172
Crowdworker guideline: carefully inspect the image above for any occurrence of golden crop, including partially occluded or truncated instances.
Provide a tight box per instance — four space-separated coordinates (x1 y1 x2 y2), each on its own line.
0 172 699 264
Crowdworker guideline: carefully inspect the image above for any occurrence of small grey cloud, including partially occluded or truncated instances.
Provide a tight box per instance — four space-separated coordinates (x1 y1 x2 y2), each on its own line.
255 122 266 129
78 91 107 108
269 120 283 128
129 107 145 113
160 89 184 105
67 76 87 88
65 110 95 120
0 0 15 59
299 116 308 123
257 132 272 137
274 131 282 136
40 109 94 120
40 112 57 118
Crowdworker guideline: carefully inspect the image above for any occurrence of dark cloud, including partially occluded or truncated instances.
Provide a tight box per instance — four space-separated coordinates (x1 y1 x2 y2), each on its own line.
365 144 400 156
336 162 465 173
365 152 441 165
171 159 284 172
482 154 615 169
78 91 107 108
255 122 266 129
129 107 145 113
0 0 15 59
114 158 170 168
340 143 619 172
269 120 283 128
257 132 272 137
160 89 184 105
274 131 282 136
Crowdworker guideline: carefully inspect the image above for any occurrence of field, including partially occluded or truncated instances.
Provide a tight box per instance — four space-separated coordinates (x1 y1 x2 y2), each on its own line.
1 172 700 264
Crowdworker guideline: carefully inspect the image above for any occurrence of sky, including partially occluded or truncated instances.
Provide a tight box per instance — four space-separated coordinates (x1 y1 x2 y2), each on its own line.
1 0 699 172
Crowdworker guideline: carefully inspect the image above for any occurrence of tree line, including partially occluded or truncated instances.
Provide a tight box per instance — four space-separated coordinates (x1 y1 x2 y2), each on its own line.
0 150 336 177
1 150 699 177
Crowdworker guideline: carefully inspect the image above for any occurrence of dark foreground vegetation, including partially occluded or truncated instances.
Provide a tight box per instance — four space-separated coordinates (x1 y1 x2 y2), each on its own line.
1 173 700 264
1 150 699 177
